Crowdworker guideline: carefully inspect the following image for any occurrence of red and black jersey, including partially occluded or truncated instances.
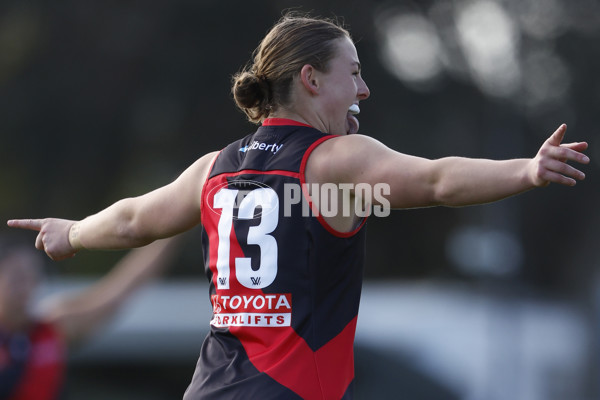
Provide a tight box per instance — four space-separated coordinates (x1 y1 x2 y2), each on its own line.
184 119 367 400
0 321 66 400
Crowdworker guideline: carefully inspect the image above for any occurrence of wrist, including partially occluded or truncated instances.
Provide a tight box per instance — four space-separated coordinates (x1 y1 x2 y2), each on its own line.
68 222 86 250
525 158 548 188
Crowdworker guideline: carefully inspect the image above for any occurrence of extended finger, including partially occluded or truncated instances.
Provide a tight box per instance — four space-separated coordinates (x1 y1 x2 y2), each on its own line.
35 232 44 251
6 219 44 231
544 159 586 182
561 141 589 155
541 170 577 186
547 145 590 164
547 124 567 147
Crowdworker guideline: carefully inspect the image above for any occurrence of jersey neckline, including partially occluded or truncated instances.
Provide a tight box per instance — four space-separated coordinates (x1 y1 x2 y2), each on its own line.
262 118 314 128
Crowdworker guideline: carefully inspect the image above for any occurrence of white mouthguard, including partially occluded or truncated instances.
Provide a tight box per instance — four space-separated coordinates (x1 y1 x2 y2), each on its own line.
348 104 360 115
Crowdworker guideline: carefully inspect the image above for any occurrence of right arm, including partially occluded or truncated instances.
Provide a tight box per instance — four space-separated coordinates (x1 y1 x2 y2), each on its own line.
7 151 218 260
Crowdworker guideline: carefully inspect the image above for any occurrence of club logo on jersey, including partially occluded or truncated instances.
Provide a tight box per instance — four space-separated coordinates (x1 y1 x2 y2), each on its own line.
206 180 278 220
239 140 284 154
210 293 292 327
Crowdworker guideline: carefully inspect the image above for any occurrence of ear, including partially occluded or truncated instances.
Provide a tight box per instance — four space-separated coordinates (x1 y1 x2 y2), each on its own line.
300 64 320 95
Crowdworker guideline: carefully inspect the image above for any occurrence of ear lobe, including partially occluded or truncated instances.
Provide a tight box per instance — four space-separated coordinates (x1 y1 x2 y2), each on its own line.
300 64 319 95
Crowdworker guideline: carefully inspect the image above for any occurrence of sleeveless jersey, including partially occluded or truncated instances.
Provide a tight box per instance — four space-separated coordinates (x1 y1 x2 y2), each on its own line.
0 321 66 400
184 119 367 400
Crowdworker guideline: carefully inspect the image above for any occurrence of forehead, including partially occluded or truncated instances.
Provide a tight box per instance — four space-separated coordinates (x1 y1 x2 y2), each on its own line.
331 36 360 66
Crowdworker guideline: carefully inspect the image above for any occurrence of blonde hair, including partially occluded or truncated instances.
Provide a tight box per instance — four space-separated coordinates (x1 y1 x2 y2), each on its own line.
232 13 350 123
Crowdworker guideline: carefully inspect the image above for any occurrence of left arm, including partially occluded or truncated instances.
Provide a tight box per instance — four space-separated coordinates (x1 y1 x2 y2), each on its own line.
410 124 588 206
311 124 589 209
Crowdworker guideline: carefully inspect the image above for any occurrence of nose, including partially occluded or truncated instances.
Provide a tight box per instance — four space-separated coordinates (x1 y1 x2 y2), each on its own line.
358 76 370 100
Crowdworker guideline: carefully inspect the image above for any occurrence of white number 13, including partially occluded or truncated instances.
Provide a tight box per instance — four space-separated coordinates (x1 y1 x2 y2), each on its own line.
213 187 279 289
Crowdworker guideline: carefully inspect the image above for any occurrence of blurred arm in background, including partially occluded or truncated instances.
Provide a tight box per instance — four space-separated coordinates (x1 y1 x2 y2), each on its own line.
37 236 182 345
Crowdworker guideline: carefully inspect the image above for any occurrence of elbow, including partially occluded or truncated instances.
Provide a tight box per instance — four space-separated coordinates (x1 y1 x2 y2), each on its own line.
430 179 463 207
114 199 153 247
426 157 470 207
116 223 146 248
432 184 453 206
118 222 154 248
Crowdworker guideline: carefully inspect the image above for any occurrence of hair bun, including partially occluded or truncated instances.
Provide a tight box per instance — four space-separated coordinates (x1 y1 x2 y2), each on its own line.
232 71 271 122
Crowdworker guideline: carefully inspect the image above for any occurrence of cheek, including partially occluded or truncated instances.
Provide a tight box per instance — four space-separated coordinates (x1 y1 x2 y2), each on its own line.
324 77 352 100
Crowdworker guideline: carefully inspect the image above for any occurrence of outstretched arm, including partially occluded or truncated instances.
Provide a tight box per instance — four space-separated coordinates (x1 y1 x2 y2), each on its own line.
37 236 182 344
312 124 589 209
7 151 218 260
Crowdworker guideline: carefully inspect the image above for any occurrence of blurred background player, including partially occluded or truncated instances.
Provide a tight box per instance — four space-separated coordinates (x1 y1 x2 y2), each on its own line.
0 235 180 400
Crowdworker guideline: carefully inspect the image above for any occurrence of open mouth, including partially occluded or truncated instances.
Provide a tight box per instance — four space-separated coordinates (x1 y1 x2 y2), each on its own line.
346 104 360 135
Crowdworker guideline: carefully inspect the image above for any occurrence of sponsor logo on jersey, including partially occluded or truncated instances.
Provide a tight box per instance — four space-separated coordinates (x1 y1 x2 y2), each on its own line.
210 293 292 327
239 141 284 154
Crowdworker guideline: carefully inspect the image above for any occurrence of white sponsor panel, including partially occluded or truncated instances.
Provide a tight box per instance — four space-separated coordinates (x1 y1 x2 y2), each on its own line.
211 312 291 327
211 293 292 328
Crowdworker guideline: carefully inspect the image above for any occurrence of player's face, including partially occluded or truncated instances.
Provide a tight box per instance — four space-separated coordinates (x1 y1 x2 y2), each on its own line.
317 37 370 135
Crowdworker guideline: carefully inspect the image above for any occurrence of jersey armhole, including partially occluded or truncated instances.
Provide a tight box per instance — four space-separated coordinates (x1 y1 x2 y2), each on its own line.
200 150 223 219
299 136 367 238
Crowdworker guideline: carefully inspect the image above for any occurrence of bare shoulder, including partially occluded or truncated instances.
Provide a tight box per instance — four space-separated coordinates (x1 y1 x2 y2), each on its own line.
319 134 384 152
306 134 391 183
174 151 220 187
189 151 220 176
154 150 220 213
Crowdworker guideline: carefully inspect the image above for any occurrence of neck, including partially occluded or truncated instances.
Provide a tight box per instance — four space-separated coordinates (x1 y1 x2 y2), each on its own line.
270 110 326 132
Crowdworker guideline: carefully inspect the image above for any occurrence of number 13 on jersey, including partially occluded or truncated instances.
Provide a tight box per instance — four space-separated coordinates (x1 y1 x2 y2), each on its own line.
212 187 279 290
